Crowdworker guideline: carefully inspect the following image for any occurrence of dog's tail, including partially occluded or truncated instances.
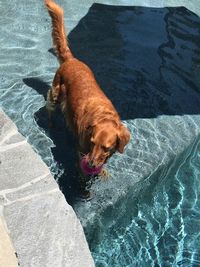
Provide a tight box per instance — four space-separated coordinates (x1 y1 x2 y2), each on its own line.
45 0 73 64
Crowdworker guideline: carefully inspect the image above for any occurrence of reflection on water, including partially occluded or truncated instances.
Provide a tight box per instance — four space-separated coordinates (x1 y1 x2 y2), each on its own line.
69 5 200 119
92 136 200 267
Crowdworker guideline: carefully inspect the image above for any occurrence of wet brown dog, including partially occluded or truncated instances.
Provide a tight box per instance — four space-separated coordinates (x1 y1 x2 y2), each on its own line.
45 0 130 170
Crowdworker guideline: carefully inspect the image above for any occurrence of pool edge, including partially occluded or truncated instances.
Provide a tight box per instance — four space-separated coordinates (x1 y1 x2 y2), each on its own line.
0 109 95 267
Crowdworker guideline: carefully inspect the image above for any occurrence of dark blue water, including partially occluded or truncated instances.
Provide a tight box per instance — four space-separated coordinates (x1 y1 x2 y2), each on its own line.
69 4 200 119
91 136 200 266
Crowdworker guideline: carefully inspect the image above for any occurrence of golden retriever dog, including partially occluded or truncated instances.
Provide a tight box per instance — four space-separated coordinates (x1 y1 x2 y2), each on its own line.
45 0 130 173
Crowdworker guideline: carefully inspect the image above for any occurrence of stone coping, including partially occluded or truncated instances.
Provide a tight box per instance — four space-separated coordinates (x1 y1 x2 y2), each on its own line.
0 109 94 267
0 216 18 267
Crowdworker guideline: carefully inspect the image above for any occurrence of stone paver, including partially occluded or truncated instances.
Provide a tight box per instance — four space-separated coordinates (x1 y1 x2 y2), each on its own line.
0 109 94 267
0 215 18 267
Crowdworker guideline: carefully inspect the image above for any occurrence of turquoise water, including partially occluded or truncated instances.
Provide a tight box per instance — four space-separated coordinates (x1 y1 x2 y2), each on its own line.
70 5 200 266
92 136 200 266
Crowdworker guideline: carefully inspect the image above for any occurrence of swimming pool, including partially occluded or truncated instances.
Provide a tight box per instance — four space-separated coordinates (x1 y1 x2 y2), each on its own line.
91 136 200 266
0 1 200 266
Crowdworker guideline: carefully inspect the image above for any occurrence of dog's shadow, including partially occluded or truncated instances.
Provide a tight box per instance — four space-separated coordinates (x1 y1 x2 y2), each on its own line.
23 77 81 204
23 4 200 204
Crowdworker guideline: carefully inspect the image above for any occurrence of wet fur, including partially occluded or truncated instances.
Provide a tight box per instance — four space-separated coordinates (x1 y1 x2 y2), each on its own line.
45 0 130 167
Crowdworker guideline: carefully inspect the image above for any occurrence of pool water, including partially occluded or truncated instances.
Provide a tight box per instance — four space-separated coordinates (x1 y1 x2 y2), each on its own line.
69 5 200 266
1 1 200 267
91 136 200 266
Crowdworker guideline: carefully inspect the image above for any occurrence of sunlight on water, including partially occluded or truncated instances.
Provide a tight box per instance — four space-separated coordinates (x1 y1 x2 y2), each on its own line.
92 136 200 266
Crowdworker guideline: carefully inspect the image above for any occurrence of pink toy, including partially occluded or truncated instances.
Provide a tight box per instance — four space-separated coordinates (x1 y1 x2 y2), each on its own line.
80 157 103 176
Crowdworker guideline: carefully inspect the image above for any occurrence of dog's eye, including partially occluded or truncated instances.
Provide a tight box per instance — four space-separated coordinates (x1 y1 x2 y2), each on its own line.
102 146 112 152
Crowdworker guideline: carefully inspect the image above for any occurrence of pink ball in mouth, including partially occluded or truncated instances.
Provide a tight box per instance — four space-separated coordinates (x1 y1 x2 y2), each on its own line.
80 157 103 176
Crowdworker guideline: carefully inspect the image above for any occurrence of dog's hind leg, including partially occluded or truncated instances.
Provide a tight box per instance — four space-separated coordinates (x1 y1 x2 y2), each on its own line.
46 69 62 127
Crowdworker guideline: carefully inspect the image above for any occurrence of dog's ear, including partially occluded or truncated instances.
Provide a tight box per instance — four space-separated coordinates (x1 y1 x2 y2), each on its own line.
117 124 130 153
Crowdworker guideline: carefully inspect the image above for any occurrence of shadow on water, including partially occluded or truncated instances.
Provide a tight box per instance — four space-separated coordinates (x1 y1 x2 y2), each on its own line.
23 78 80 204
23 4 200 204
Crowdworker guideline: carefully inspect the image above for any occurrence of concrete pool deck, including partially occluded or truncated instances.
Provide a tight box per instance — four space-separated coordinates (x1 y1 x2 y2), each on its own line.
0 110 94 267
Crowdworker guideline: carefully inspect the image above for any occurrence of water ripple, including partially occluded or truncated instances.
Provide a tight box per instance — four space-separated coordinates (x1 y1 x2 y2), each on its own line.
92 137 200 266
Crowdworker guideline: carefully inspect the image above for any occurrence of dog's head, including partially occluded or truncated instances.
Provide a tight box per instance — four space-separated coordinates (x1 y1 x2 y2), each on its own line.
87 121 130 167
